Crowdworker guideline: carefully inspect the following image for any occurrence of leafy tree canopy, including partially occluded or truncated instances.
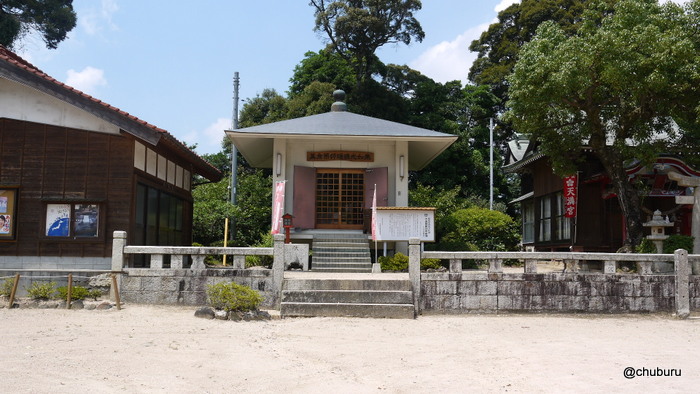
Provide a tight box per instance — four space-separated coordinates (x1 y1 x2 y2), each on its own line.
468 0 618 109
506 0 700 246
0 0 77 50
310 0 424 85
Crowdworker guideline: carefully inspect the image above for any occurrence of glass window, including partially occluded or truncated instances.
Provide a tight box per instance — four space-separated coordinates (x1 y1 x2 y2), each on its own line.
538 197 551 242
522 200 535 244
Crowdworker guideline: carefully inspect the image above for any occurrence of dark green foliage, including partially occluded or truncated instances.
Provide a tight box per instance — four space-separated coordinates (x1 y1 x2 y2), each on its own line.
192 168 271 247
245 232 274 268
206 282 263 312
662 235 694 254
0 0 77 49
310 0 424 86
439 207 520 251
26 281 57 300
378 253 444 271
507 0 700 246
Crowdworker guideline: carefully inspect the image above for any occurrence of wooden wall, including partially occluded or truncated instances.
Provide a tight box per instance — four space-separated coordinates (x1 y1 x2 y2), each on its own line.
0 118 133 257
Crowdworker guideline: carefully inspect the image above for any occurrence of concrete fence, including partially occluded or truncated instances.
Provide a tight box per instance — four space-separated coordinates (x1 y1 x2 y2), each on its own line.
407 238 699 318
111 232 698 317
112 231 292 308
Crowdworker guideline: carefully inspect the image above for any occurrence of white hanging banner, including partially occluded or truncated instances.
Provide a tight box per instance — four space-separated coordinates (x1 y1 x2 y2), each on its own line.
271 181 286 234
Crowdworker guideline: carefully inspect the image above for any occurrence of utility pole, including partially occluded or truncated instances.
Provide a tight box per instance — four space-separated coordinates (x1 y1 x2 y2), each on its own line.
489 117 494 210
230 72 240 204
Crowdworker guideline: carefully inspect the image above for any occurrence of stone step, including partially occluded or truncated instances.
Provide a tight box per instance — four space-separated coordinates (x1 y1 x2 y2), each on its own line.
282 290 412 304
283 278 412 291
280 302 415 319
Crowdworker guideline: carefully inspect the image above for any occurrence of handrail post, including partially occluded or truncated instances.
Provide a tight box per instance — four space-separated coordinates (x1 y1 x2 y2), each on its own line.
674 249 690 319
111 231 127 271
111 231 127 302
271 234 285 308
408 237 421 317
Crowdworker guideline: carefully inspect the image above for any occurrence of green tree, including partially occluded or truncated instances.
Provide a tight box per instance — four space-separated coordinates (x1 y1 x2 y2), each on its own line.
506 0 700 247
310 0 424 87
238 89 288 128
469 0 618 107
0 0 77 49
439 207 520 251
192 168 271 247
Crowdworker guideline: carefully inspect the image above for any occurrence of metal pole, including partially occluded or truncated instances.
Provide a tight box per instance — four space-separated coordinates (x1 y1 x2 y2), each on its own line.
230 72 240 205
489 118 494 210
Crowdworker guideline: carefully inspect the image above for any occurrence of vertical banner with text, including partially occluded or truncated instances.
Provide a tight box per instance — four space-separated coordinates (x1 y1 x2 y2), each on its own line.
271 181 286 234
563 175 578 218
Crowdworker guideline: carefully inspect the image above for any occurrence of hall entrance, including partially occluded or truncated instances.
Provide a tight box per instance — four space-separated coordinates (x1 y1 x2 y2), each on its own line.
315 169 364 229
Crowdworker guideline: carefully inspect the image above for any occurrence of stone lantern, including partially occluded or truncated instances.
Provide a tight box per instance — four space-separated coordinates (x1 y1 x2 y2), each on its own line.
643 210 673 253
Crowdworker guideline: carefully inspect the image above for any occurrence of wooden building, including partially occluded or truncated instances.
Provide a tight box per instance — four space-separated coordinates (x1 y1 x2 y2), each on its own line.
505 140 698 252
227 91 456 266
0 45 221 270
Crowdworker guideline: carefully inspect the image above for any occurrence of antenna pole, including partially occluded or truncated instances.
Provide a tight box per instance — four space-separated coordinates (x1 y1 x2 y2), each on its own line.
230 72 240 204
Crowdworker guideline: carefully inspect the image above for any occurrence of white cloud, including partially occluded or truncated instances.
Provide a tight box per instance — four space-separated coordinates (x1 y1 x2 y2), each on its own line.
65 66 107 95
409 23 490 85
182 118 231 155
495 0 520 12
81 0 120 36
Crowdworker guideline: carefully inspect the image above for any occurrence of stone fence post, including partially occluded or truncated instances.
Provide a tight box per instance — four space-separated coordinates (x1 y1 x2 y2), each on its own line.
110 231 127 302
408 237 421 316
111 231 127 271
271 234 286 308
674 249 690 319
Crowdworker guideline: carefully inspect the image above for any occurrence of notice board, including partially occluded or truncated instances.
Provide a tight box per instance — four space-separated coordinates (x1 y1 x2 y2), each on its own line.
374 207 435 242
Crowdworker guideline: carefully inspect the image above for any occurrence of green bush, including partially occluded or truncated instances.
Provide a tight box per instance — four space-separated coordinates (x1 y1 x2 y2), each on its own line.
56 286 99 301
26 282 57 300
206 282 263 312
379 253 445 271
663 234 694 254
246 232 274 268
0 277 14 297
439 207 520 251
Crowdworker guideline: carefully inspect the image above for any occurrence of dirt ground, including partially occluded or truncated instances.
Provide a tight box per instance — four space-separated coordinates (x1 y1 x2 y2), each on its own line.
0 305 698 393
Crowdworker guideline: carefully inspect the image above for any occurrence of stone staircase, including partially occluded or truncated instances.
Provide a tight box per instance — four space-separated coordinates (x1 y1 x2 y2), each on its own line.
311 232 372 272
280 277 415 319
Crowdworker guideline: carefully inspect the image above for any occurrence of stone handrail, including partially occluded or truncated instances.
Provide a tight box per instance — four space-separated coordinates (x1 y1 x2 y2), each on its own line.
111 231 283 271
407 238 696 318
420 251 697 275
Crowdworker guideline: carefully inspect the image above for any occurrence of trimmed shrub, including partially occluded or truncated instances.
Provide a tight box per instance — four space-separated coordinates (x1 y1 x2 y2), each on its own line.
439 207 520 251
56 286 94 301
206 282 263 312
636 238 656 253
379 253 445 271
26 282 57 300
663 234 694 254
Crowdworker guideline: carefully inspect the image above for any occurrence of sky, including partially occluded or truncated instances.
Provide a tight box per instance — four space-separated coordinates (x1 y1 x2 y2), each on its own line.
16 0 687 155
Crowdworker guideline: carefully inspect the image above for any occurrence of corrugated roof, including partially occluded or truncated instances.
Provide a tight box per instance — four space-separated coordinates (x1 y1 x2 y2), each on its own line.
0 45 221 182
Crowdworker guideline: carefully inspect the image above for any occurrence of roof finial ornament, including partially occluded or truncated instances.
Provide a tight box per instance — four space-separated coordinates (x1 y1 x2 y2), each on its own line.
331 90 347 112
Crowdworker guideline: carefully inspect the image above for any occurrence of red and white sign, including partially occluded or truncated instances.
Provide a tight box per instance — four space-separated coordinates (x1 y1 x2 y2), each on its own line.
563 175 578 218
271 181 286 234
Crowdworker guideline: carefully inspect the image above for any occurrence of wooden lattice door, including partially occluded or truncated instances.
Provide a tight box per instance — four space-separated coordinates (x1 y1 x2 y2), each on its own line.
316 169 364 229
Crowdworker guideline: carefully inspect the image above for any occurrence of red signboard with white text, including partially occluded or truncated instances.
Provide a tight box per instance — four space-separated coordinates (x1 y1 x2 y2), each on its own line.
563 175 578 218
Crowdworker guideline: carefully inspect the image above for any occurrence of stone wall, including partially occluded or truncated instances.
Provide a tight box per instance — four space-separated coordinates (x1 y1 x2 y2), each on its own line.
421 272 698 314
119 268 275 307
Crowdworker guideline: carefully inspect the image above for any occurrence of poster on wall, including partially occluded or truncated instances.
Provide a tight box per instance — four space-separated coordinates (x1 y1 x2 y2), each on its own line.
0 188 18 240
74 204 99 237
46 203 71 237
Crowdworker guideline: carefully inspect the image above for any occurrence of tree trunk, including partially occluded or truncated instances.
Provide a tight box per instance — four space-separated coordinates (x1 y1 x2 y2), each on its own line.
595 148 645 249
